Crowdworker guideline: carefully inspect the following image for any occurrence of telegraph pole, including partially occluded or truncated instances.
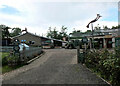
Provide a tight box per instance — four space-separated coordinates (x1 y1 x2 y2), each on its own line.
86 14 102 49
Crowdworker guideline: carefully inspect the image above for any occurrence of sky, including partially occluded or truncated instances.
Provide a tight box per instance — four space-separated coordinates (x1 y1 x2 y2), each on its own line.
0 0 119 36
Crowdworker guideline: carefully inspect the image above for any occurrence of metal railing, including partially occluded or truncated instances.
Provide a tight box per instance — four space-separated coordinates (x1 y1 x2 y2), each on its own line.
1 46 42 63
0 46 13 52
20 47 42 61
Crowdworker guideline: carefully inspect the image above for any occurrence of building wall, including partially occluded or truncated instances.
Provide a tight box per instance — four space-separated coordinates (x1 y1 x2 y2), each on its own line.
13 33 41 46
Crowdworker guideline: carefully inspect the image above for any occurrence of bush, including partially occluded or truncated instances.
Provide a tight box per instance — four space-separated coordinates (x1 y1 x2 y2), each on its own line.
85 48 120 86
1 52 10 65
1 52 20 66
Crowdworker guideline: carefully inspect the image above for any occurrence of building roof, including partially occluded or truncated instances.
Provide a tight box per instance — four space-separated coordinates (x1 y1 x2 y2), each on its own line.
70 28 120 38
12 32 65 42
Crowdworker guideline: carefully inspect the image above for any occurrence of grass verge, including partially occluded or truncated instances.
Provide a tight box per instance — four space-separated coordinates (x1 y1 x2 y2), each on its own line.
2 64 24 74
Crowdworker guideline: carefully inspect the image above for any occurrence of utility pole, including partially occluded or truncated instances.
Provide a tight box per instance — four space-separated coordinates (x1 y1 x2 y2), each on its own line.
91 23 94 48
86 14 102 49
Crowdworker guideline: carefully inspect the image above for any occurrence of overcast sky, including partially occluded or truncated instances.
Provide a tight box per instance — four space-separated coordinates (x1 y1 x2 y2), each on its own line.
0 0 119 36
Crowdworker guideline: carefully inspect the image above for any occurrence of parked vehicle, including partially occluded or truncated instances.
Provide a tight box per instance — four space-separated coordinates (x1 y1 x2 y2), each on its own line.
65 39 90 49
19 43 29 51
62 42 68 48
42 40 54 49
65 40 75 49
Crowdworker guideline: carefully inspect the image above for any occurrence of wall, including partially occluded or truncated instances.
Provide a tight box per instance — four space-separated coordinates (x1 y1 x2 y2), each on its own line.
13 33 41 46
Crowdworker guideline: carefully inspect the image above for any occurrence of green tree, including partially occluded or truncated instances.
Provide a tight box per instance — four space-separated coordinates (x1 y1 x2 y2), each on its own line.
76 30 81 32
72 28 77 33
69 28 77 35
94 24 101 30
69 28 82 36
10 27 22 37
103 25 109 30
47 27 59 39
59 26 68 39
0 24 11 39
47 26 68 40
111 25 120 29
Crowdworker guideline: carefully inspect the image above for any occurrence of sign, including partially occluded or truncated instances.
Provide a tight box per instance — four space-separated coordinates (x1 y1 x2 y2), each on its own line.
13 46 20 51
13 39 20 53
14 39 20 45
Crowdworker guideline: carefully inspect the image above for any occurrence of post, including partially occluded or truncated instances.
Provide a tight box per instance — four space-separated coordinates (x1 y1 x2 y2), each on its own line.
103 38 106 48
86 14 102 49
112 37 115 48
91 23 94 49
89 38 92 49
6 40 7 46
84 43 87 51
77 46 80 63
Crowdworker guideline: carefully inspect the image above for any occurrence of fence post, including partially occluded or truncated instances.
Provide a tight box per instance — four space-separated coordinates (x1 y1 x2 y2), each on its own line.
77 46 80 63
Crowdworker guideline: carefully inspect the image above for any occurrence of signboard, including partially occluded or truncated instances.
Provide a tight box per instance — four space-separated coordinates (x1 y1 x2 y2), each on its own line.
13 39 20 53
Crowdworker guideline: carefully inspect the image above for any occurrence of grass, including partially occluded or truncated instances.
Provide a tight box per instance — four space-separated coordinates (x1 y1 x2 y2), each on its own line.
1 51 43 74
0 52 9 58
2 64 24 74
0 52 24 74
1 52 9 66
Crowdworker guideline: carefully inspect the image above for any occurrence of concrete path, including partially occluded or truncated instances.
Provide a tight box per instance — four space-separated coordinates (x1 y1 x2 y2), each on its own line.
2 49 109 85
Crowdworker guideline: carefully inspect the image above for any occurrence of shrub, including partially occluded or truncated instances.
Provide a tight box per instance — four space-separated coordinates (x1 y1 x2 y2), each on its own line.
1 52 20 66
85 48 120 86
1 52 10 65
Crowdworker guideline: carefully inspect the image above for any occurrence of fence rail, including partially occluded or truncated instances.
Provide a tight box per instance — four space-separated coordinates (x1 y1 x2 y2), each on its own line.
1 46 42 63
0 46 13 52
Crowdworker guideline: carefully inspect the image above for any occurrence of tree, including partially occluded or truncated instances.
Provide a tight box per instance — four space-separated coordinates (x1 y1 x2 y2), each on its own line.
10 27 22 37
47 27 59 39
0 24 11 39
47 26 68 40
103 25 109 30
111 25 120 29
59 26 68 39
76 30 81 32
69 28 82 36
86 30 92 32
69 28 77 35
94 24 101 30
0 24 22 38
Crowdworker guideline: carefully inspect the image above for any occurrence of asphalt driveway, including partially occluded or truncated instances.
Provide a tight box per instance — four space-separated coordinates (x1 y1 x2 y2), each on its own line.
2 49 109 85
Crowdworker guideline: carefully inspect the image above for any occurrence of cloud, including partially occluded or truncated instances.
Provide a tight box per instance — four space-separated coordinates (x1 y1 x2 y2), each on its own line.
0 0 118 36
71 20 118 32
0 5 20 15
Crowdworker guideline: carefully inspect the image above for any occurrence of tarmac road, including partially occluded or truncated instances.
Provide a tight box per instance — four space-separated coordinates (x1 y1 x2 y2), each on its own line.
2 49 109 85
